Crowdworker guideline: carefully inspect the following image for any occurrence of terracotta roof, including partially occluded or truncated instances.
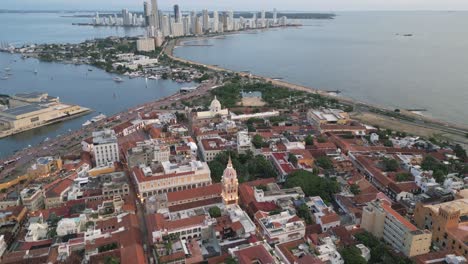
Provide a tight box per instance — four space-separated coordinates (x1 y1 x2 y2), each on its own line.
45 178 74 198
234 244 275 264
381 201 417 231
169 197 222 212
148 213 207 232
167 183 222 203
320 211 340 225
276 239 310 264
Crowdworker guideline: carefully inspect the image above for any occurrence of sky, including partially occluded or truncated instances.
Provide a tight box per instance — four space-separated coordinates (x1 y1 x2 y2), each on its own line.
2 0 468 11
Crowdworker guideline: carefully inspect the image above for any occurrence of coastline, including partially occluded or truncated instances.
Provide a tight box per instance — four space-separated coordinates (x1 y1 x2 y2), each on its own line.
165 38 468 147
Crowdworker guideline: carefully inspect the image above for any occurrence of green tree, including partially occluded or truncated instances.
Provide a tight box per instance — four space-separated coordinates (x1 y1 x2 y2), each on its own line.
350 184 361 195
453 144 467 161
315 156 334 170
305 135 314 146
289 153 298 167
340 246 367 264
285 170 339 203
382 157 399 172
252 134 265 149
396 172 412 182
296 203 312 224
432 170 446 184
209 206 222 218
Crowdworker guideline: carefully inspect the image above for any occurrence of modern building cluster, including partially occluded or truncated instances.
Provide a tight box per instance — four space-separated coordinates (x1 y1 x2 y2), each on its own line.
135 0 291 51
0 89 467 264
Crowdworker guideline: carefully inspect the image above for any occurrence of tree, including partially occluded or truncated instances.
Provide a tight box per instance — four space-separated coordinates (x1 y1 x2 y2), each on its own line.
285 170 339 203
340 246 367 264
209 206 222 218
396 172 412 182
315 156 334 170
296 203 312 224
350 184 361 195
433 170 446 184
382 157 399 172
289 153 298 167
224 257 237 264
252 134 265 149
453 144 467 161
305 135 314 146
317 136 327 143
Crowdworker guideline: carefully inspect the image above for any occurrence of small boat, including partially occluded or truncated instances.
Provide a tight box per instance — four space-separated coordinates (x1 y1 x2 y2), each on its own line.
113 77 124 83
90 114 107 123
1 76 8 80
82 120 92 127
88 69 93 72
34 69 38 74
4 67 11 71
148 75 160 80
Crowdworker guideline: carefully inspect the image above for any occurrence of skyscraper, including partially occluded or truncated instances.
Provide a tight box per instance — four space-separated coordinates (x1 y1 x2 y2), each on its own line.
174 4 181 23
212 11 219 33
151 0 159 29
273 8 277 24
202 9 209 32
190 11 197 35
143 2 151 26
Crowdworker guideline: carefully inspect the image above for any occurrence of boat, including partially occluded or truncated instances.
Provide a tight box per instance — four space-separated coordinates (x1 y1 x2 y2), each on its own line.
88 69 93 72
147 75 160 80
91 114 107 123
4 67 11 71
128 72 140 79
82 120 92 127
113 77 124 83
1 76 8 80
34 69 38 74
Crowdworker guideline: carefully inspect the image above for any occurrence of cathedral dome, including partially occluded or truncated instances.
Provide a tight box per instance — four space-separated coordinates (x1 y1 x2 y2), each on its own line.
210 96 222 113
223 156 237 179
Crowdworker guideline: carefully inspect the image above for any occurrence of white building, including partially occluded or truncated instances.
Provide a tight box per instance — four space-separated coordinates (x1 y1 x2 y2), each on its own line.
56 215 86 236
195 96 229 120
237 131 253 154
171 22 184 37
92 130 119 168
254 210 305 244
356 244 371 261
136 37 156 52
25 222 48 242
316 237 344 264
20 185 44 211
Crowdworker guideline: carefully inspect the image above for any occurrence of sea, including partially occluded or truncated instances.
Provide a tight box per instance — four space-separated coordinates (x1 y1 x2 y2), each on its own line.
174 11 468 126
1 11 468 157
0 13 190 158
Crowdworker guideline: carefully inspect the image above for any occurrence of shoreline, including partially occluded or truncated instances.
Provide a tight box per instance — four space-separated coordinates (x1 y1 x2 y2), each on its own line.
165 37 468 147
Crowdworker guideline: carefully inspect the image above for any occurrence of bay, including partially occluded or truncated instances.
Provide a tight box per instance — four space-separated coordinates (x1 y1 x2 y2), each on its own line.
174 11 468 126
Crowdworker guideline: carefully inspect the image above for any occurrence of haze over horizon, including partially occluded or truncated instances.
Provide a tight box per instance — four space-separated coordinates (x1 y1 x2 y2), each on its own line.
2 0 468 11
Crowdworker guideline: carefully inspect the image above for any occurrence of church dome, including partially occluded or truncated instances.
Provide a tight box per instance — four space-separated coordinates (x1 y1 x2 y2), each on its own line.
223 156 237 179
210 96 222 113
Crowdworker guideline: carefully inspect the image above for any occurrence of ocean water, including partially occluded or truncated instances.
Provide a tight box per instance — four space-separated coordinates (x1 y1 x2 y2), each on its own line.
174 11 468 126
0 13 185 158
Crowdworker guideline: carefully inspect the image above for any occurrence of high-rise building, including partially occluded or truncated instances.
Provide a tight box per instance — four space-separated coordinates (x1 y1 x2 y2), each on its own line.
171 22 184 37
150 0 159 29
273 8 278 24
212 11 219 33
92 130 120 168
182 16 191 35
143 2 151 26
361 199 432 257
228 11 234 31
174 4 181 23
161 15 170 37
122 9 130 26
195 16 203 35
190 11 196 35
202 9 209 32
261 10 266 28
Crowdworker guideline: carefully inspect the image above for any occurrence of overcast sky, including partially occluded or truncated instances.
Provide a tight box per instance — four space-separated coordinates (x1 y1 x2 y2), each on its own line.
3 0 468 11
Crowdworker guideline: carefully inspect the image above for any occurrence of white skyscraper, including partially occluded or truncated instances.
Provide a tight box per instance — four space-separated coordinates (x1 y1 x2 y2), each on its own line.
190 11 197 34
212 11 219 33
202 9 209 32
261 10 266 28
150 0 159 29
228 11 234 31
161 15 170 36
183 16 191 35
172 22 184 37
273 8 278 24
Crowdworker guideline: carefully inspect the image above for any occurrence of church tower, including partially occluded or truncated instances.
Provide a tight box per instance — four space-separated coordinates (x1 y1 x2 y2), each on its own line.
221 156 239 205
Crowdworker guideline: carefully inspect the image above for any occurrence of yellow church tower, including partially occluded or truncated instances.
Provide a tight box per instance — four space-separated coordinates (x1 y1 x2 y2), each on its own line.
221 156 239 205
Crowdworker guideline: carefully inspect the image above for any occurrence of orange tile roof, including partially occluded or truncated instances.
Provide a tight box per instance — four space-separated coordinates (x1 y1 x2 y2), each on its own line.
381 201 417 231
167 183 221 203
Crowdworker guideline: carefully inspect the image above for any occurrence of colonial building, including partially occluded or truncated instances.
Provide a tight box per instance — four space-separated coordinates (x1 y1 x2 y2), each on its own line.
221 157 239 205
191 96 229 126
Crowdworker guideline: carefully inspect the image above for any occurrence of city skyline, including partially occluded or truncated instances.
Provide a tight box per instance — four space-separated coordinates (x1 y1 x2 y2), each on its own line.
3 0 468 11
